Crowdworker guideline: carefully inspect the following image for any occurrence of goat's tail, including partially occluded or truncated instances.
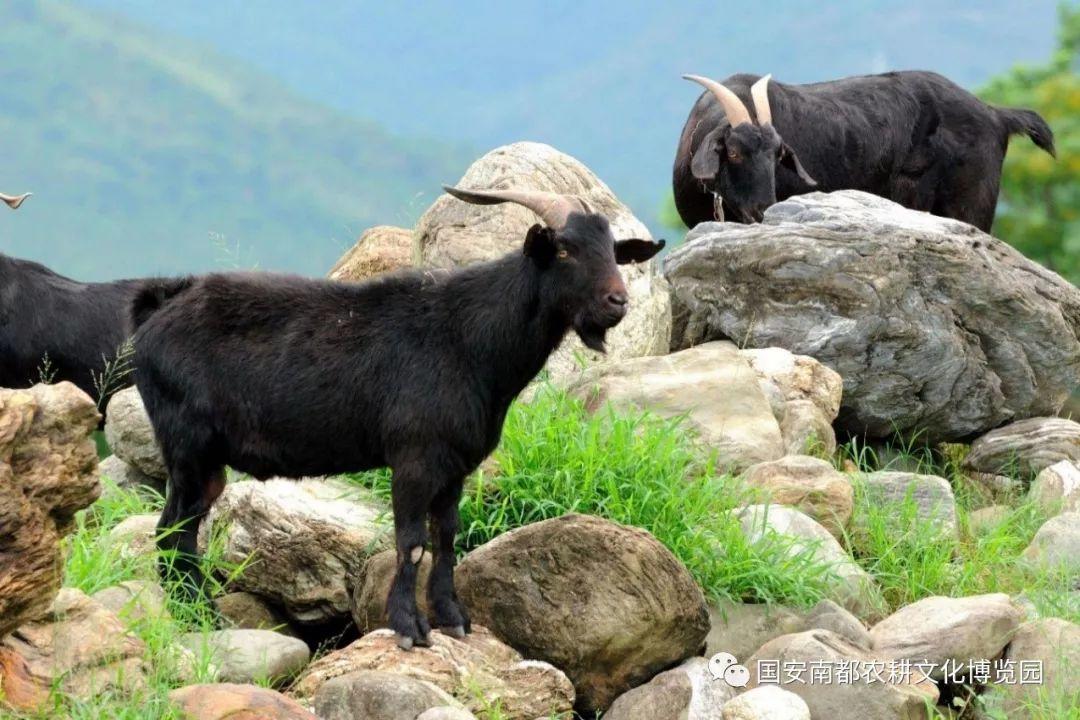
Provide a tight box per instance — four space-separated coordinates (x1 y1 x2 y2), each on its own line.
997 107 1056 157
131 278 194 330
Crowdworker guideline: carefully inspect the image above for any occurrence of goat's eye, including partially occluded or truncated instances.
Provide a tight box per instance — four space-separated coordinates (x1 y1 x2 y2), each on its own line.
556 249 569 260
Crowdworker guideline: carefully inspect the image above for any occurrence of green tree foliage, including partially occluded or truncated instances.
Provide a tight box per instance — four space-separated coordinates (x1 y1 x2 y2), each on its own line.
981 5 1080 281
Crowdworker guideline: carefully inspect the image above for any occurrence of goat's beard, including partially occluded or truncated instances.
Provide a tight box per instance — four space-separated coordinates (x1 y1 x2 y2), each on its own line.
574 317 610 353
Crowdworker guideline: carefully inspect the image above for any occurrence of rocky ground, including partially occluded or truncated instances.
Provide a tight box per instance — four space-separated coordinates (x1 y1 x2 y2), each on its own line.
1 143 1078 719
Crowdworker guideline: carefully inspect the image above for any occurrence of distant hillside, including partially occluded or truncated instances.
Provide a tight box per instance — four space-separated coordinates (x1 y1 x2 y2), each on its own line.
0 1 472 279
75 0 1060 229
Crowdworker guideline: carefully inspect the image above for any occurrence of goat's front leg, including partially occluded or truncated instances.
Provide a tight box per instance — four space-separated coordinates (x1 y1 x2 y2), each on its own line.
387 460 436 650
428 481 470 637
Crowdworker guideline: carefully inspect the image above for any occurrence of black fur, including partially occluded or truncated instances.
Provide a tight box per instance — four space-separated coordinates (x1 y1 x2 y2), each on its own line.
0 253 144 413
673 70 1055 231
131 213 663 647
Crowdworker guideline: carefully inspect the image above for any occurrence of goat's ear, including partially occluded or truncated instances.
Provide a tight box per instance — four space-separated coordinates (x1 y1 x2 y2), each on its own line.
691 127 725 181
523 223 557 264
615 238 665 265
779 143 817 186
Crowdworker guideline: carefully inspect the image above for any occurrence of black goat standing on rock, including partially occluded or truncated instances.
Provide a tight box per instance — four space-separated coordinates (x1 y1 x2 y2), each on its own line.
130 187 664 649
673 71 1055 231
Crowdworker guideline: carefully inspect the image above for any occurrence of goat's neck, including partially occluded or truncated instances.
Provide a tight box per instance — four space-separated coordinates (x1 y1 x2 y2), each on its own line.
453 253 569 403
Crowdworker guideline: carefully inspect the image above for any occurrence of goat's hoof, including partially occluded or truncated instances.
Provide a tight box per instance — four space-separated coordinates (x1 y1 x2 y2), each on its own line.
441 624 466 639
395 633 414 651
416 632 433 647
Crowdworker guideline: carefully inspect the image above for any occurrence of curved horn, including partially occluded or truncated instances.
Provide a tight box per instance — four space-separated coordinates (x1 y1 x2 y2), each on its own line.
442 185 589 229
750 74 773 126
683 74 752 127
1 192 31 210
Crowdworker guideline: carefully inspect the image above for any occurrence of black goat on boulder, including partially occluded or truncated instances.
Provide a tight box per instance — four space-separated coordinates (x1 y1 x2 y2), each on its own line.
673 71 1054 231
130 187 664 649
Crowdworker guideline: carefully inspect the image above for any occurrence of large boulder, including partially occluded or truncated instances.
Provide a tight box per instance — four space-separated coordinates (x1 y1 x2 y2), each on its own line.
567 341 785 472
328 225 414 282
603 657 736 720
198 478 390 625
706 598 869 663
169 683 318 720
993 618 1080 718
454 514 710 713
312 671 461 720
868 594 1023 681
291 626 574 720
177 629 311 685
746 630 937 720
736 505 883 618
720 686 810 720
963 417 1080 480
741 455 854 538
1029 459 1080 515
415 141 671 381
665 191 1080 442
1022 512 1080 573
104 386 167 479
852 471 959 548
1 588 146 708
739 347 843 455
0 382 100 639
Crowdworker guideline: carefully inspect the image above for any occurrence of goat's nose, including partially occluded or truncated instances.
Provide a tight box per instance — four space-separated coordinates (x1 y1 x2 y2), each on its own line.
607 291 628 307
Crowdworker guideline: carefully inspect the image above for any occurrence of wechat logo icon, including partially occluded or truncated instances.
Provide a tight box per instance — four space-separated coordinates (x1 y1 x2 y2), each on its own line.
708 651 750 688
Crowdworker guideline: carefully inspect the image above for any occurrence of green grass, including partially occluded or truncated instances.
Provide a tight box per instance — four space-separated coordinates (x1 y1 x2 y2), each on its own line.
6 387 1078 719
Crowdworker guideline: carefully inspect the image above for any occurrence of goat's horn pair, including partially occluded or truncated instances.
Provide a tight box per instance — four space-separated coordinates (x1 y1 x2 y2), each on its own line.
442 185 590 230
1 192 31 210
683 74 773 127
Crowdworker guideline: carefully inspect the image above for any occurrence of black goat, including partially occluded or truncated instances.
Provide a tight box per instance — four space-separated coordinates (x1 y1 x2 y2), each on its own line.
673 71 1054 231
131 187 664 649
0 252 142 412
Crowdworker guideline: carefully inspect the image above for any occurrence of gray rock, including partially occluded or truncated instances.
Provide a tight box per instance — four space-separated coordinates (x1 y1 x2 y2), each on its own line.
853 471 958 546
216 592 297 637
964 417 1080 479
567 341 784 472
455 514 709 713
98 454 166 496
994 618 1080 718
665 190 1080 442
198 478 390 625
739 347 843 456
742 455 854 538
968 505 1011 535
416 141 671 382
107 513 159 559
91 580 169 626
103 387 167 479
721 686 810 720
705 599 869 665
416 709 478 720
313 670 459 720
604 657 735 720
746 630 938 720
1022 512 1080 573
1029 459 1080 515
868 594 1023 681
736 505 883 618
177 629 310 684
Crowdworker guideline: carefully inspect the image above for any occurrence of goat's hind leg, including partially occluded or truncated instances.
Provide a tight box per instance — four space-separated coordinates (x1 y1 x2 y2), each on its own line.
428 481 469 638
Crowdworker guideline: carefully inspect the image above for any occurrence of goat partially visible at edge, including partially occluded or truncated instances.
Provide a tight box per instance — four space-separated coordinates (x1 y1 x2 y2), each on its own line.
1 191 140 415
130 187 664 649
673 71 1055 231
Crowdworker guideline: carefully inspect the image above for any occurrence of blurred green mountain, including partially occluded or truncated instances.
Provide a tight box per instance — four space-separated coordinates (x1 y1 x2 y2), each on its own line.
0 1 471 279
